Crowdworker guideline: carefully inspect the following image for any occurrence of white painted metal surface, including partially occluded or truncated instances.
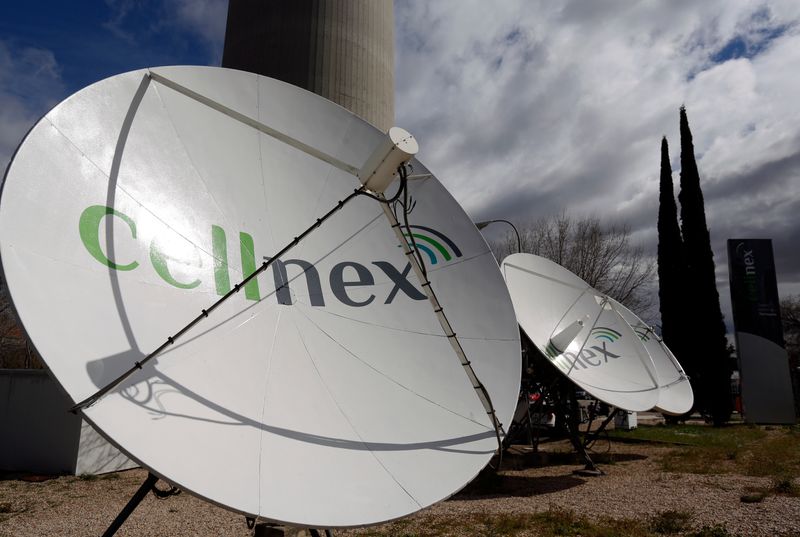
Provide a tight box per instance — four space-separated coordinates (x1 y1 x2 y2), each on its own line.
358 127 418 193
0 66 520 527
608 298 693 415
501 253 660 411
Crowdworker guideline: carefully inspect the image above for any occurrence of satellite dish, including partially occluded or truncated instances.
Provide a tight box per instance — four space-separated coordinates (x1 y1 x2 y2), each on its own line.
0 66 520 527
501 253 659 412
606 298 693 415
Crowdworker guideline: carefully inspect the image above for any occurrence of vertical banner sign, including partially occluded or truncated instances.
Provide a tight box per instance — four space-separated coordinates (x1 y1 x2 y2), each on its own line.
727 239 796 424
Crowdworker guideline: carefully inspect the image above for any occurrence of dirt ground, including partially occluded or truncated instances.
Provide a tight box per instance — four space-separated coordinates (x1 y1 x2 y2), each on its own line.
1 440 798 537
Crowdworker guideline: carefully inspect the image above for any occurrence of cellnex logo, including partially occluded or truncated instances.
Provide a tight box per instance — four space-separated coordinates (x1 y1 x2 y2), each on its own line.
78 205 460 308
400 225 462 265
591 327 621 343
735 242 758 302
554 326 622 370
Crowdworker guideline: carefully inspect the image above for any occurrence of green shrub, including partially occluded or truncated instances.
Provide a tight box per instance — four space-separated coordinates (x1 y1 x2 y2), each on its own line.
649 509 692 533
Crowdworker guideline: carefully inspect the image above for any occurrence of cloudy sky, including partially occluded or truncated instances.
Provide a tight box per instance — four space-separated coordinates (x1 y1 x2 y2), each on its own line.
2 0 799 333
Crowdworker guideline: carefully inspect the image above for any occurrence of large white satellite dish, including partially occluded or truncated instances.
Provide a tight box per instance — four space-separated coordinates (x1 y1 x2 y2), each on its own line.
607 298 693 415
0 66 520 527
501 253 659 412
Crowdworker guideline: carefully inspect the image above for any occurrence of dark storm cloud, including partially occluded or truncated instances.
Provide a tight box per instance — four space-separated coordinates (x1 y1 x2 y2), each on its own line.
704 143 800 284
395 0 800 317
2 0 799 320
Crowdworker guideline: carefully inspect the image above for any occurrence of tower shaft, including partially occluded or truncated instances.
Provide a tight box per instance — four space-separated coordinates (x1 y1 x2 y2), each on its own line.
222 0 395 131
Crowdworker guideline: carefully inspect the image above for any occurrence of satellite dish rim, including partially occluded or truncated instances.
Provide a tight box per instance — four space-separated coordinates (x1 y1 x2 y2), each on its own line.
502 253 661 412
0 65 521 527
605 297 694 415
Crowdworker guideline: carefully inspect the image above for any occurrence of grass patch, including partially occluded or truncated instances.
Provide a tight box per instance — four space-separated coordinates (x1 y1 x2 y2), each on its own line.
474 512 531 536
0 501 25 523
772 475 800 496
612 424 800 479
353 509 655 537
609 423 765 447
530 507 652 537
687 525 736 537
737 474 800 503
77 473 98 481
660 446 736 475
649 509 692 534
739 429 800 477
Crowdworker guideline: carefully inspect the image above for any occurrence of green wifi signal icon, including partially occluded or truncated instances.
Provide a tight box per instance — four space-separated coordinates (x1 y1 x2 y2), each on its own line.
591 327 622 343
399 226 462 265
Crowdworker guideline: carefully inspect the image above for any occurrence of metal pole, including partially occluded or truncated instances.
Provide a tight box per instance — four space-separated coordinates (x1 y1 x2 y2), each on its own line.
475 219 521 254
564 386 602 475
383 201 506 452
102 473 158 537
72 187 365 412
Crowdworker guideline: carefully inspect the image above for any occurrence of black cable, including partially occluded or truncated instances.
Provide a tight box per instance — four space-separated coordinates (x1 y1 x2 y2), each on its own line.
356 170 406 204
402 169 505 466
398 165 428 278
71 186 368 412
73 168 416 412
386 172 505 466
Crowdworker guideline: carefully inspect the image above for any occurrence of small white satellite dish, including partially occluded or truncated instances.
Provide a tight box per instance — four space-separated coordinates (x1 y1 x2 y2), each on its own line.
607 298 693 415
0 66 520 527
501 253 660 412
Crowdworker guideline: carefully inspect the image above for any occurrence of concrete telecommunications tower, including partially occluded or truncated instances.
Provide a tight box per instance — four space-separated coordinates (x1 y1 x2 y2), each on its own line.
0 0 396 477
222 0 395 131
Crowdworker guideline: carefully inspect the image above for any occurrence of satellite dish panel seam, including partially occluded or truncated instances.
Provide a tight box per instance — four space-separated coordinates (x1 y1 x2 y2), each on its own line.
0 66 521 526
149 70 361 176
501 253 670 412
292 304 492 430
68 102 411 411
606 297 693 414
560 294 607 378
607 300 660 388
380 200 506 440
286 314 424 508
71 185 368 411
149 80 243 246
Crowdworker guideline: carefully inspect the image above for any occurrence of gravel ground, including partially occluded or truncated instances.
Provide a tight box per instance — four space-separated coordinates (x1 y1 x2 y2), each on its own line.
340 441 800 537
1 441 798 536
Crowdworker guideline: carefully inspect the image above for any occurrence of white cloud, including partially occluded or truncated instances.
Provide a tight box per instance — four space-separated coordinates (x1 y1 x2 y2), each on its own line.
167 0 227 61
4 1 799 329
395 0 800 323
101 0 227 63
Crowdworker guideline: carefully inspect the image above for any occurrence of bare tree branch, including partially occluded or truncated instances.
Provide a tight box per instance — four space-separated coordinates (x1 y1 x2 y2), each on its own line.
489 212 656 319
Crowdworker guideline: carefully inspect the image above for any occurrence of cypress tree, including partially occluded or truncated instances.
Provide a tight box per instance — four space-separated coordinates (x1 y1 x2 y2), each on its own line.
677 106 732 425
657 137 689 380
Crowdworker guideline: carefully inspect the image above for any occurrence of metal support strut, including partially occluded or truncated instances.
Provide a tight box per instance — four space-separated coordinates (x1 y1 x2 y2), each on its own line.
583 407 618 449
379 199 506 456
71 187 367 412
561 383 602 475
102 473 158 537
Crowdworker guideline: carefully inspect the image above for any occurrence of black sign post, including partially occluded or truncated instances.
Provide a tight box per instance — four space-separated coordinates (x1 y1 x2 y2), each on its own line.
727 239 796 424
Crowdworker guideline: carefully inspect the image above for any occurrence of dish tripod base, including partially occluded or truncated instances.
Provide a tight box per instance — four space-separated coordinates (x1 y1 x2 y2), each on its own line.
545 378 612 476
516 337 615 475
101 472 180 537
560 387 602 475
